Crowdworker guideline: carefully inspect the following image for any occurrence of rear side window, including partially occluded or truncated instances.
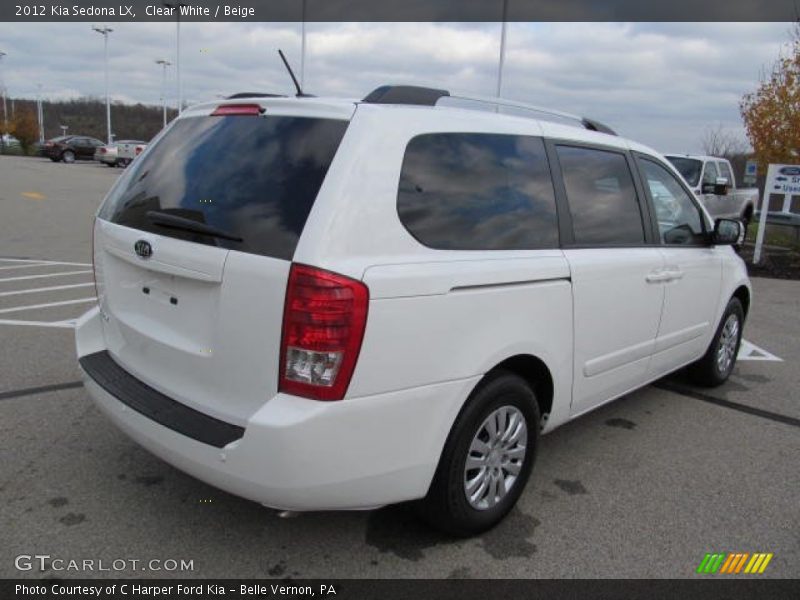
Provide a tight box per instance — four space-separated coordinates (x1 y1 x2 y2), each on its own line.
397 133 559 250
556 145 645 246
98 115 348 260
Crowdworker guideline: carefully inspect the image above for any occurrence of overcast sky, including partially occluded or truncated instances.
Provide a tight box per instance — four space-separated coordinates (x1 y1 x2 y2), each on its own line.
0 22 794 152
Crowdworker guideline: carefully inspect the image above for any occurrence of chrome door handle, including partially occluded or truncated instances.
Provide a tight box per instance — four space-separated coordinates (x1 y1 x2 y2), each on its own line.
646 270 671 283
666 269 684 281
663 267 684 281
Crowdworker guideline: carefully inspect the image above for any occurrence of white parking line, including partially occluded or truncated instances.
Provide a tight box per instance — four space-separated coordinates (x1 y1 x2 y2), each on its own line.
0 318 76 329
0 282 95 297
0 298 96 315
738 339 783 362
0 258 92 267
0 270 92 283
0 263 51 271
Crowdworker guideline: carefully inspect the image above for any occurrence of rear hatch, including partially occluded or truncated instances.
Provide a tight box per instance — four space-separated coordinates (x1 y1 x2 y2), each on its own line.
92 101 351 425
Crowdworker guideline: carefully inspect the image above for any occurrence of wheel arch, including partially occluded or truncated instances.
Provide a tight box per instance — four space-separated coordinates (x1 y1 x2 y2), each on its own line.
478 354 554 430
733 285 750 319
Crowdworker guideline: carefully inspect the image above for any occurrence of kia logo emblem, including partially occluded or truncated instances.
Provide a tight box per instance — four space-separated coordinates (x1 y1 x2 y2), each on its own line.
134 240 153 259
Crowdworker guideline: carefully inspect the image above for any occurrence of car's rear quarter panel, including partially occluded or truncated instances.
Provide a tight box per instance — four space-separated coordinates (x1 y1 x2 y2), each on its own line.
295 105 575 431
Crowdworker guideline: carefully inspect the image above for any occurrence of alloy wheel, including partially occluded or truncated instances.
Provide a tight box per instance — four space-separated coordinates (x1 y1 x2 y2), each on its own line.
463 405 528 510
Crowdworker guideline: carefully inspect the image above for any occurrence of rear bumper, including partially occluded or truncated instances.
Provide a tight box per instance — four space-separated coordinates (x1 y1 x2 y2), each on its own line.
75 306 474 511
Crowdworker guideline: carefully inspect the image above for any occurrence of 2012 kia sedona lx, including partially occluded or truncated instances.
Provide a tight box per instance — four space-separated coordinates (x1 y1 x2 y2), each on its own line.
75 86 751 535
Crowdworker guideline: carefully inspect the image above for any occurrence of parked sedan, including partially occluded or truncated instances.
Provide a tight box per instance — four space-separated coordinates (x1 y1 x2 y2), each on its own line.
94 140 147 167
43 135 105 163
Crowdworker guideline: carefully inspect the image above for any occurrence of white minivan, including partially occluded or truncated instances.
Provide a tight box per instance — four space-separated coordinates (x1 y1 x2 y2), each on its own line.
76 86 751 535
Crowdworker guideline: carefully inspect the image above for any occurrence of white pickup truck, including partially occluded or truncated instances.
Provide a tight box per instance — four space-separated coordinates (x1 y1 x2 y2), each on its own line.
665 154 758 226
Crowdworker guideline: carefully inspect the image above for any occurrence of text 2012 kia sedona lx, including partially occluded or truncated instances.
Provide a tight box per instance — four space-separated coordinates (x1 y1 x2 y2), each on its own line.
76 86 751 535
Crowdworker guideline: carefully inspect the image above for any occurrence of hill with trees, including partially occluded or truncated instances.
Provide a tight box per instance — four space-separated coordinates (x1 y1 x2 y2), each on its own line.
5 96 176 144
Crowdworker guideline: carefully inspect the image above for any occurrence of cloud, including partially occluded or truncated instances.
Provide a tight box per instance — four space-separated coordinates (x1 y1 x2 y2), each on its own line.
0 21 791 152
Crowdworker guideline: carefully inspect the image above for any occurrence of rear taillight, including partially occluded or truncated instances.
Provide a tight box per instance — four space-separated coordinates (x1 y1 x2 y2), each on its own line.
211 104 263 116
99 148 106 154
279 264 369 401
90 218 99 299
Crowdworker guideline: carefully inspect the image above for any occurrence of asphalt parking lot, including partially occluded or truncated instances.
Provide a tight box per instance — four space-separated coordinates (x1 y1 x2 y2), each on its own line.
1 155 798 579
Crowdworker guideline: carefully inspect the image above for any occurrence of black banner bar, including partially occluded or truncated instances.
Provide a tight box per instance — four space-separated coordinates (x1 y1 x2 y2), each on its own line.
1 0 799 22
4 579 800 600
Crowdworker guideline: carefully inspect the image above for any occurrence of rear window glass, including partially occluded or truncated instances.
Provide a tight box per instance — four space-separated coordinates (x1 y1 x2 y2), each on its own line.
397 133 559 250
98 114 348 260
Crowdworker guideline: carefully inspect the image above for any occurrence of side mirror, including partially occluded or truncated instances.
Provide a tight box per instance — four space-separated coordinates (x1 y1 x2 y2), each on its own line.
702 178 729 195
712 218 742 246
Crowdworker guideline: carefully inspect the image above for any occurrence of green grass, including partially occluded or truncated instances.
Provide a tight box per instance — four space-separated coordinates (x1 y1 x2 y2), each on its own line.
746 221 800 250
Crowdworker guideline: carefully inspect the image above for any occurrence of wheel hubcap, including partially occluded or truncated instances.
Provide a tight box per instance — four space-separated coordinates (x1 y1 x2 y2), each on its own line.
463 405 527 511
716 314 740 375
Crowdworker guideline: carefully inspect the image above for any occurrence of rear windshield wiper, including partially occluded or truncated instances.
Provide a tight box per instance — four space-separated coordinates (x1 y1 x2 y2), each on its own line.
145 210 243 242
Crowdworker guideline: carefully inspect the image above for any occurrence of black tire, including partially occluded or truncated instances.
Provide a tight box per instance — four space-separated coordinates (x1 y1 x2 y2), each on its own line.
418 371 540 536
49 157 59 162
118 158 131 168
740 210 752 240
688 298 744 387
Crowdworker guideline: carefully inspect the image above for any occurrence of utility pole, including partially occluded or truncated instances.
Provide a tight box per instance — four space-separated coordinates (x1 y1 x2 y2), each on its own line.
163 3 187 113
92 26 113 144
156 59 171 128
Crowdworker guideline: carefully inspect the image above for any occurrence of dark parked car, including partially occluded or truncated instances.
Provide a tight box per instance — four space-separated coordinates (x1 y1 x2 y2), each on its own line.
39 135 73 157
43 135 105 163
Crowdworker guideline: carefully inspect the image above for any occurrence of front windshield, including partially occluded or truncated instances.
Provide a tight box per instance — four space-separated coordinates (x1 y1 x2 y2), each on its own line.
665 157 703 187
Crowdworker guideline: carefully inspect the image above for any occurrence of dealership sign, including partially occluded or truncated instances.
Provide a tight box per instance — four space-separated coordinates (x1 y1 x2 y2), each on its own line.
753 163 800 263
769 165 800 196
743 159 758 186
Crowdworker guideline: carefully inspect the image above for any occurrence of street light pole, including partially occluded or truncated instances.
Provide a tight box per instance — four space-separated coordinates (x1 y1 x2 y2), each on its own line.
155 59 171 128
300 0 306 88
92 26 113 144
496 0 509 103
0 51 7 135
163 3 187 113
37 84 44 143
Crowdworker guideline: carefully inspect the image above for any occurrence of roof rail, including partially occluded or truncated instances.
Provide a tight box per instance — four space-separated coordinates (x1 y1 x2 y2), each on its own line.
226 92 287 99
361 85 617 136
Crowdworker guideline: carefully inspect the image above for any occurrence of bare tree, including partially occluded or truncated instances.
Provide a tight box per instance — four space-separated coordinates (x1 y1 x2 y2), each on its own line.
700 123 749 160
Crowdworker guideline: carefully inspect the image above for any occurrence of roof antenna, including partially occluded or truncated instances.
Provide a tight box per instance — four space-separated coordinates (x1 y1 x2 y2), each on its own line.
278 49 312 97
